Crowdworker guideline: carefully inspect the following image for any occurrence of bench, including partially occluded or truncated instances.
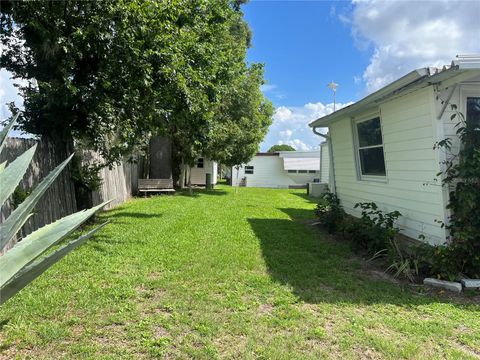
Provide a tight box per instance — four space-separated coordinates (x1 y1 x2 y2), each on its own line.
138 179 175 195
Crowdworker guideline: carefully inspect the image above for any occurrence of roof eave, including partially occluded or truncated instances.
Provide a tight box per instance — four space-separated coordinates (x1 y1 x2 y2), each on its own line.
309 69 428 128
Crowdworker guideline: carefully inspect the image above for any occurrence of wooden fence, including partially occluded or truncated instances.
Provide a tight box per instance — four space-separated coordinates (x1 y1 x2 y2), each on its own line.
0 137 142 250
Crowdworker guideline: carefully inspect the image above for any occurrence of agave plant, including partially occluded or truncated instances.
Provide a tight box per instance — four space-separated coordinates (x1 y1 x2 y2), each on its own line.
0 114 110 305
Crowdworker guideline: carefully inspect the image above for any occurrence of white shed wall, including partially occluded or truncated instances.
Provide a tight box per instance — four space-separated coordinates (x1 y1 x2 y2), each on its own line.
190 158 218 185
329 86 446 245
231 156 319 188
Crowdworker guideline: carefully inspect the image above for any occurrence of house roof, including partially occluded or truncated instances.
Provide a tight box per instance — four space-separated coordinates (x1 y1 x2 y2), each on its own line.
309 55 480 128
255 152 279 156
278 151 320 171
282 157 320 171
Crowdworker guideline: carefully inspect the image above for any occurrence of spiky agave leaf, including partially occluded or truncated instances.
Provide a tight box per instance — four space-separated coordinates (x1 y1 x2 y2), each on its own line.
0 222 109 305
0 113 111 306
0 113 18 154
0 200 111 288
0 154 74 250
0 145 37 207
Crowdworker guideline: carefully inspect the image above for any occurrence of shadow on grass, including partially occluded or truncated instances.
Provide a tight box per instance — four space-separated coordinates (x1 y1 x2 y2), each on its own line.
248 207 479 308
108 212 162 219
176 189 228 197
290 192 319 204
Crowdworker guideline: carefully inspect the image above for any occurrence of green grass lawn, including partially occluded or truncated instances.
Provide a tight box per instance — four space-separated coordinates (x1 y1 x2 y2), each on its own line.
1 185 479 359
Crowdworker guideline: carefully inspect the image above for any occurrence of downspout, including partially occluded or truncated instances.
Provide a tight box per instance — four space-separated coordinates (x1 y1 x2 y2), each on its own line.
312 126 336 194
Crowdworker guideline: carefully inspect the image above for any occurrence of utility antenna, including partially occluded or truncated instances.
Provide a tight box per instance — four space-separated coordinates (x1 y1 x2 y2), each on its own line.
327 81 338 111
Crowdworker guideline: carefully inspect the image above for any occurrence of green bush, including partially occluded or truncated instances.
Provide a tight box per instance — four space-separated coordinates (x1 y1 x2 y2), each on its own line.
344 202 401 254
431 103 480 279
314 192 344 234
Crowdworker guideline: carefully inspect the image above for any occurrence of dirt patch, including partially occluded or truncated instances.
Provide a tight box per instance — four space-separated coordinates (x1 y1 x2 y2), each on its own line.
352 345 383 360
454 342 480 359
153 325 170 339
256 303 274 316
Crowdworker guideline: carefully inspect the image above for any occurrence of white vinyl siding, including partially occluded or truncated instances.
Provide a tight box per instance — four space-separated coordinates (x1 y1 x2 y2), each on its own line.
329 86 446 245
190 158 218 185
320 142 329 184
231 155 320 188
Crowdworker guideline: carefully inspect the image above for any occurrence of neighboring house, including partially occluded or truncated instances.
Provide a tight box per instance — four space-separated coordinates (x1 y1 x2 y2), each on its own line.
189 157 218 186
310 55 480 245
231 151 321 188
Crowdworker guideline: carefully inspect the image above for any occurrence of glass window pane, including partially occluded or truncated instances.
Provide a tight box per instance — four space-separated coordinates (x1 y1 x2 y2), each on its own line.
467 97 480 130
357 117 383 147
359 147 386 176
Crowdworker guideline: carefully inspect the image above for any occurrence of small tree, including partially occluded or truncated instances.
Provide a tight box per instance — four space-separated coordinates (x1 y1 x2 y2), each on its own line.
267 144 295 152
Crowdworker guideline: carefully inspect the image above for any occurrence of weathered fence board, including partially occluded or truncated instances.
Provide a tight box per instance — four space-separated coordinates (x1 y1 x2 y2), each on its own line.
0 138 77 240
1 137 142 252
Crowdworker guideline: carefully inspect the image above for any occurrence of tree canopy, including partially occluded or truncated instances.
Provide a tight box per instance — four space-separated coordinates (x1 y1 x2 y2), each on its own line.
268 144 296 152
1 0 272 170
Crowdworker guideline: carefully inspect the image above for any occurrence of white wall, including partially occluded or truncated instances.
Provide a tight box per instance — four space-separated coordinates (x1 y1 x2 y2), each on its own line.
320 142 329 184
329 86 446 245
190 158 218 185
231 155 319 188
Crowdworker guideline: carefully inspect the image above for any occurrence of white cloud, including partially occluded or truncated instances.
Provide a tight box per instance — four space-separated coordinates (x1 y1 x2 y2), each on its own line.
0 69 24 120
260 84 277 92
349 0 480 93
279 139 311 151
279 129 293 139
260 101 353 151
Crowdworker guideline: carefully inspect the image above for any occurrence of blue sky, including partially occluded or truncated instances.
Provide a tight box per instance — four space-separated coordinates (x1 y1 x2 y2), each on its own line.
1 0 480 148
244 1 368 107
241 0 480 151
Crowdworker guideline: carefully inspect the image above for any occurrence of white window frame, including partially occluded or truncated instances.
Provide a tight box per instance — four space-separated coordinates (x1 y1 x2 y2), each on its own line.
244 165 254 174
460 85 480 128
287 170 297 174
196 158 204 168
352 114 387 182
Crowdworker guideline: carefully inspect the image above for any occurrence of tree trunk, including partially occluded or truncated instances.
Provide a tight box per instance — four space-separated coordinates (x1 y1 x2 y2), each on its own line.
180 163 186 189
187 166 193 195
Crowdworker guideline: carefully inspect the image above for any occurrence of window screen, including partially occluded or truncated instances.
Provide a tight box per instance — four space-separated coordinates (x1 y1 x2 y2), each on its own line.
467 97 480 146
356 117 386 177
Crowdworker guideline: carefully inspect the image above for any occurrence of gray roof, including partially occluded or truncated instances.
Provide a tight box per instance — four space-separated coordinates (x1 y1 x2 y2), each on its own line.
310 55 480 128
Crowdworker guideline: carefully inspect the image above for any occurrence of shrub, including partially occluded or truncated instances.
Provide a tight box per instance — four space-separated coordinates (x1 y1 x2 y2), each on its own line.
432 103 480 279
0 114 110 305
314 192 344 233
344 202 401 254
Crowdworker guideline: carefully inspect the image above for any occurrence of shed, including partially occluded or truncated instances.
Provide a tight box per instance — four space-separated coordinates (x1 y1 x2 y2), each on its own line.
231 151 323 188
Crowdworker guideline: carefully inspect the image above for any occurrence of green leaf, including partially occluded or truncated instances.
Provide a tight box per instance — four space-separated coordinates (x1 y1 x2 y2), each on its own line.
0 161 7 173
0 145 37 207
0 201 111 288
0 113 19 154
0 154 74 250
0 222 109 305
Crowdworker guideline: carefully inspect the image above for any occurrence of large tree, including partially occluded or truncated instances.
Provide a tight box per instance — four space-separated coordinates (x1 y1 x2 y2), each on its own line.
1 0 273 185
205 64 273 168
1 0 160 164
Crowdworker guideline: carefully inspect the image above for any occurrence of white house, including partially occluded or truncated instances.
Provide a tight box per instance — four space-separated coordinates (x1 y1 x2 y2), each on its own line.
309 55 480 245
231 151 322 188
189 157 218 186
